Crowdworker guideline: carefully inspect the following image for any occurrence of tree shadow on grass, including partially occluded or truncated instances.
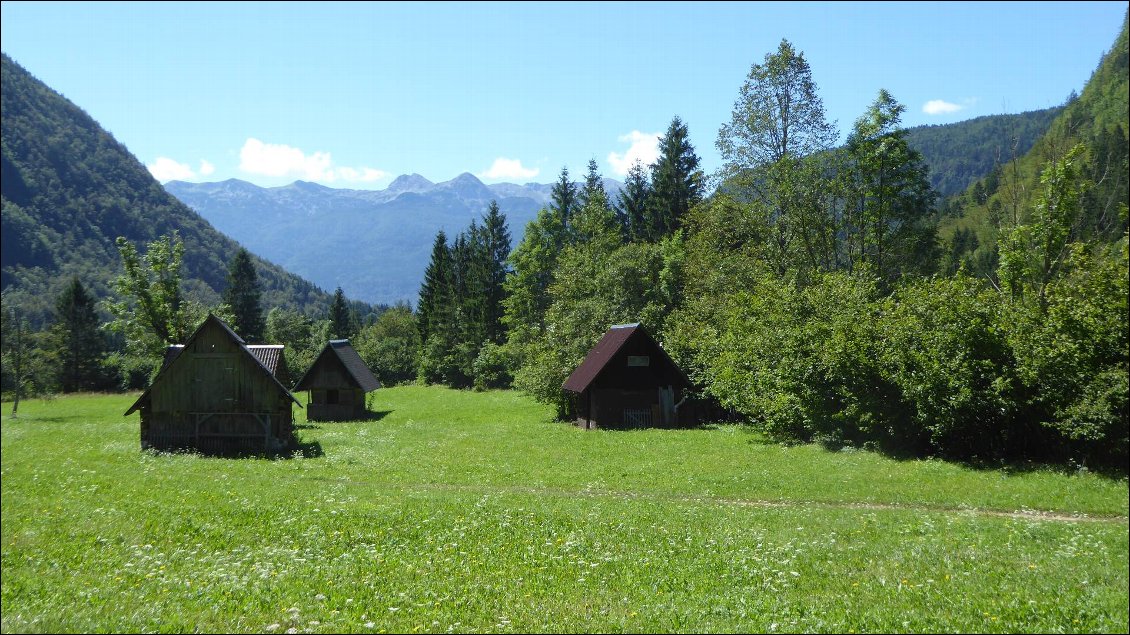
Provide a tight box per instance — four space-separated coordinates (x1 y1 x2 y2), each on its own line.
811 435 1129 481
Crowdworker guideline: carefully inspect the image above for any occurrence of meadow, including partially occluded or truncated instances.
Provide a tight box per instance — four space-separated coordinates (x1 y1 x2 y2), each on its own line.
2 387 1127 633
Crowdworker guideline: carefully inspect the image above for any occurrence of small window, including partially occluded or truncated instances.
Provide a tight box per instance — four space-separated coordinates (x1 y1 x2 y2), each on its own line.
325 389 339 405
627 355 650 367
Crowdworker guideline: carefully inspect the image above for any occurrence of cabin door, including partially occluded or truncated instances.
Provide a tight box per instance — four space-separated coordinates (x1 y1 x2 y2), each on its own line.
194 355 237 411
659 386 675 425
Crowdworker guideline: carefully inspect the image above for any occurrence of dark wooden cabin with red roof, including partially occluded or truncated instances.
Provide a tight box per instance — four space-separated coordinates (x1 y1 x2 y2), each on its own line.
562 323 694 429
293 340 381 421
125 314 300 454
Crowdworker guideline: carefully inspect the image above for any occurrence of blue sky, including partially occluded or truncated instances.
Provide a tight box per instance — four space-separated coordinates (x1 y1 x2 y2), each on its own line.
1 1 1125 189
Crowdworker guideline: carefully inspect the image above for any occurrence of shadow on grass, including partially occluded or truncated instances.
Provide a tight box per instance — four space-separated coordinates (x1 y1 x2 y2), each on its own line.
298 410 393 426
5 415 79 424
143 439 325 460
810 433 1130 481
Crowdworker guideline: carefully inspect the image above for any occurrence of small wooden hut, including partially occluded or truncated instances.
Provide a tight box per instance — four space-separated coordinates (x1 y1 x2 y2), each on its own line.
293 339 381 421
562 323 694 429
125 314 300 454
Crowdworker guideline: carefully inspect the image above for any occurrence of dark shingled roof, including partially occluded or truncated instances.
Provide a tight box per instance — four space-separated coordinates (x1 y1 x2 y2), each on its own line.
247 345 285 377
562 323 689 393
293 339 381 393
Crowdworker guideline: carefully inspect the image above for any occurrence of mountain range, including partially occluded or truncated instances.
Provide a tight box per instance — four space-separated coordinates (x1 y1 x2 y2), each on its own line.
165 175 624 306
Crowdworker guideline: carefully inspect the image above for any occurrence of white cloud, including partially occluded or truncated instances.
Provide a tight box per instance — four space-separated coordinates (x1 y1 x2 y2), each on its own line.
147 157 197 182
477 157 539 180
607 130 661 176
199 160 215 176
923 99 964 115
238 138 385 183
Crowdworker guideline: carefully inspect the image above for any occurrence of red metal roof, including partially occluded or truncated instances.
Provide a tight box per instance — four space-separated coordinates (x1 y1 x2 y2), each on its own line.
562 323 688 393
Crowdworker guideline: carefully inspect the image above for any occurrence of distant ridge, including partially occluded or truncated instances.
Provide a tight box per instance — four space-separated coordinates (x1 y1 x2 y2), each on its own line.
165 174 624 306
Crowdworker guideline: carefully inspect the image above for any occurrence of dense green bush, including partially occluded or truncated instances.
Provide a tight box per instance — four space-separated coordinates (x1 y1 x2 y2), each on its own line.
353 304 420 386
879 274 1017 458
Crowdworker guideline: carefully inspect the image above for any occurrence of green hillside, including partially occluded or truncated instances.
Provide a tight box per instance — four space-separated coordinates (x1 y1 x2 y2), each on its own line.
941 12 1129 274
904 107 1063 198
0 53 334 327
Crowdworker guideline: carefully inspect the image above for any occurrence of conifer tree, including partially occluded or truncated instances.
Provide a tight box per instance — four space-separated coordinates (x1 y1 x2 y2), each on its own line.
616 159 652 242
223 248 265 342
52 277 105 392
328 287 353 340
481 201 512 345
579 158 608 210
417 230 452 345
550 166 579 232
647 116 703 240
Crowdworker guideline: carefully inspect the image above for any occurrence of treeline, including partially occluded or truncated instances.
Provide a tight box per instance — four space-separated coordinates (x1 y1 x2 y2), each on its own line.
411 117 701 404
412 37 1127 469
0 237 403 400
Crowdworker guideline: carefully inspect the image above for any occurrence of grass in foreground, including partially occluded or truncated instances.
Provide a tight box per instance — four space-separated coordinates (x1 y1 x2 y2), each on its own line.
2 387 1127 633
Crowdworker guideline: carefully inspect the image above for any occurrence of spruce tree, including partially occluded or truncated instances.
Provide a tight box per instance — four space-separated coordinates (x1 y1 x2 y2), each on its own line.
550 166 578 233
481 201 512 345
223 247 265 342
417 230 452 345
52 277 105 392
328 287 353 340
647 116 703 240
616 159 652 241
579 158 607 210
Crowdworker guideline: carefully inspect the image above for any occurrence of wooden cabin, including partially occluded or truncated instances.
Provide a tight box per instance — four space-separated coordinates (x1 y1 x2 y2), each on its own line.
293 340 381 421
125 314 301 454
562 323 694 429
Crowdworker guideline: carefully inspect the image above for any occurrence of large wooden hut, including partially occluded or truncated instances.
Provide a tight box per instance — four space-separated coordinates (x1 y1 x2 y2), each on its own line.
562 323 694 429
125 314 300 454
293 340 381 421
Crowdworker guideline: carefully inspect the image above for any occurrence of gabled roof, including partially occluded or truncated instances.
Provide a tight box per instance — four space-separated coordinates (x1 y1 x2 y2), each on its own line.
562 323 689 393
125 314 301 415
292 339 382 393
162 343 285 377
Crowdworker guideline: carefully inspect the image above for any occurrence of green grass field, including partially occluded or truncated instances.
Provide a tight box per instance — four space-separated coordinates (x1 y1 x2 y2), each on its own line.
2 387 1127 633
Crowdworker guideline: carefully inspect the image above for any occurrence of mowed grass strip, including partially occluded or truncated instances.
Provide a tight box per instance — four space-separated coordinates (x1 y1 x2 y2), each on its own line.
2 388 1127 633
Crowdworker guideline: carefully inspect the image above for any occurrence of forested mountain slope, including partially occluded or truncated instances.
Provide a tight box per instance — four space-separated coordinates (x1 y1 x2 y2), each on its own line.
1 53 335 327
941 13 1129 274
904 107 1063 197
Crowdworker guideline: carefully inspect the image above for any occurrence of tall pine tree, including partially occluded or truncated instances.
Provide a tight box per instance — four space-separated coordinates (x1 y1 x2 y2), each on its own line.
550 166 579 234
328 287 354 340
52 277 106 392
481 201 512 345
647 116 703 240
417 230 460 384
223 248 265 342
579 158 607 210
616 159 652 242
417 230 452 345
